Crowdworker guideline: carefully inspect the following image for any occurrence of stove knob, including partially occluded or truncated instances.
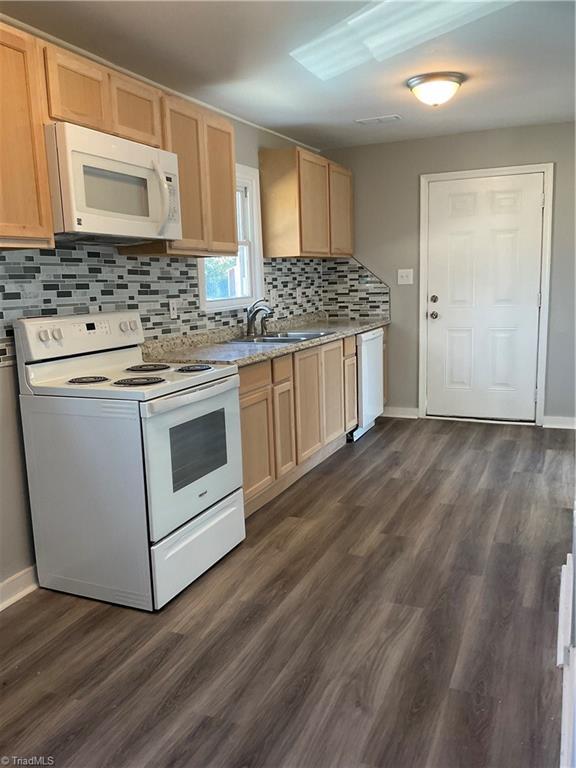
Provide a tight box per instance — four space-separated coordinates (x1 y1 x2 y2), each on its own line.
129 320 138 331
38 329 50 342
120 321 129 332
52 327 63 341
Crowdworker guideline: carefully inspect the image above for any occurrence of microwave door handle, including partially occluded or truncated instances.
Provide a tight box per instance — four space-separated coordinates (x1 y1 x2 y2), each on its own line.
140 374 239 418
153 159 170 235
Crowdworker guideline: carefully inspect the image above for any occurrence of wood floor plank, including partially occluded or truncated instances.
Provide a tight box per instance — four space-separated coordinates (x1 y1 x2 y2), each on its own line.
1 419 573 768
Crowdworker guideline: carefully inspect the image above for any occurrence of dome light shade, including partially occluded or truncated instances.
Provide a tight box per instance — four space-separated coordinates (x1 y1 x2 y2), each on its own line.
407 72 466 106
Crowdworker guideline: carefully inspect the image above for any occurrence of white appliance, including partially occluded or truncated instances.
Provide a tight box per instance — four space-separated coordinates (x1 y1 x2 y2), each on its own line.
354 328 385 440
15 311 245 611
45 122 182 245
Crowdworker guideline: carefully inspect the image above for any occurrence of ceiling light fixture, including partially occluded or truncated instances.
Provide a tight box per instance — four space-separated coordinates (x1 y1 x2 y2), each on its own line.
407 72 466 106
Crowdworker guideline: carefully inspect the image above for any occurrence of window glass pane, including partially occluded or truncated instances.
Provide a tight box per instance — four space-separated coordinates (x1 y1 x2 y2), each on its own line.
204 245 251 301
83 166 149 216
170 409 227 492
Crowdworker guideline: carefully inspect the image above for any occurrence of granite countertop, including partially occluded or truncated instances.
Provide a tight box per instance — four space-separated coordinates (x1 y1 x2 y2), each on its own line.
144 315 390 368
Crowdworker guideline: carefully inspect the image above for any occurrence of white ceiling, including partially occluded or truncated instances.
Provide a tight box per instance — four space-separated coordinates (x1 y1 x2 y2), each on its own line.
3 1 574 148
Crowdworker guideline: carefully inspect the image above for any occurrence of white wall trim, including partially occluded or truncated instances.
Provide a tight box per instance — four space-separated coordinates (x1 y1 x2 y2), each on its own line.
382 406 419 419
418 163 554 427
0 565 38 612
543 416 576 430
0 13 319 153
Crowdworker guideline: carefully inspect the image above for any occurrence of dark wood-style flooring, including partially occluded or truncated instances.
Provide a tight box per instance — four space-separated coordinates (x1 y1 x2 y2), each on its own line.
1 418 575 768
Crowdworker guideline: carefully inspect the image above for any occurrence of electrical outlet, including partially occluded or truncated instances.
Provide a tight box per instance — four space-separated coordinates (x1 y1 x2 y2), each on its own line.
296 287 304 304
169 298 182 320
268 288 278 305
397 268 414 285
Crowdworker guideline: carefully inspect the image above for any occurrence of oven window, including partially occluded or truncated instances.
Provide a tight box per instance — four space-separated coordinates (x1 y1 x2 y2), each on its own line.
169 409 227 493
83 166 150 216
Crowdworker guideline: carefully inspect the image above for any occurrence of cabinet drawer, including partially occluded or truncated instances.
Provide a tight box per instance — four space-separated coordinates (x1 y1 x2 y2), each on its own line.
343 335 356 357
239 360 272 394
272 354 293 384
151 489 245 609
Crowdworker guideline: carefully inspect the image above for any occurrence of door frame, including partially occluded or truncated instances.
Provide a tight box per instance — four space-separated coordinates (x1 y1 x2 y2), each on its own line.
418 163 554 425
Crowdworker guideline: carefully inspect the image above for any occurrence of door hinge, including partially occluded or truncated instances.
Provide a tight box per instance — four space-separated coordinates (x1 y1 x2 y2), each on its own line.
537 292 542 307
540 193 545 208
535 387 538 403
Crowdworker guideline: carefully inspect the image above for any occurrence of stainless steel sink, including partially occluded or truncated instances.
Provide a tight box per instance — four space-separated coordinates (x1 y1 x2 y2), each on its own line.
227 331 335 344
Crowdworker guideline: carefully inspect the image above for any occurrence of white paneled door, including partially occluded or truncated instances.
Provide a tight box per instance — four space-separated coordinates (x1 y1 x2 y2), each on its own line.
426 173 544 420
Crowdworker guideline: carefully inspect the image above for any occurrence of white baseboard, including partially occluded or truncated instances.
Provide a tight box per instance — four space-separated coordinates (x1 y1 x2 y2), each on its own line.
0 565 37 611
543 416 576 430
382 406 419 419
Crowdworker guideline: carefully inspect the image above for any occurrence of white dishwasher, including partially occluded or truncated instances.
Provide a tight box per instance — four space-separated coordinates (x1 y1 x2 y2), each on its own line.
353 328 384 440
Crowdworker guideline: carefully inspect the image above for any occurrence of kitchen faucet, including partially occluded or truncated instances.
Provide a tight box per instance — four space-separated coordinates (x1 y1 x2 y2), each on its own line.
246 299 274 337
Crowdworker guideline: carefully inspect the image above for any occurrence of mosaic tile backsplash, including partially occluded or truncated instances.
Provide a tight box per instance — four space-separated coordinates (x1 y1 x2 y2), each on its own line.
0 247 389 366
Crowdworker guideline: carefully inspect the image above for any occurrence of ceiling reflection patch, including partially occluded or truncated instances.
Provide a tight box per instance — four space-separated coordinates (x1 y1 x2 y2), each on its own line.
290 0 518 80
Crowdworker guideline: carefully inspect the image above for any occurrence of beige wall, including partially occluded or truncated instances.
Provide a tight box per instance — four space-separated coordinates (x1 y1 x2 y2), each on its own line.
328 122 575 418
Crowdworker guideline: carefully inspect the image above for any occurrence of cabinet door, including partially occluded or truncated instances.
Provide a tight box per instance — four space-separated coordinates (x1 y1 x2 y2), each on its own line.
294 347 323 463
344 355 358 432
298 149 330 256
322 340 345 443
110 73 162 146
273 380 296 478
0 25 53 245
162 97 209 251
44 45 111 131
240 387 275 501
329 163 354 256
204 113 237 253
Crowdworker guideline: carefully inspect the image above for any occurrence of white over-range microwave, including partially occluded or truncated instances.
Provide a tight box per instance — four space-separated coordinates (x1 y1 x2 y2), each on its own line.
45 121 182 245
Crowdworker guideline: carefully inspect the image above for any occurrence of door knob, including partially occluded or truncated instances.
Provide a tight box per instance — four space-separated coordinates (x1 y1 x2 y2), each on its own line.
430 294 438 303
430 311 439 320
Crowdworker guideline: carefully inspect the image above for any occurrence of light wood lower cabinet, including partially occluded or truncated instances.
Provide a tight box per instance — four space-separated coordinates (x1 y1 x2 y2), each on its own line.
321 340 345 444
344 354 358 432
0 24 53 248
240 386 275 501
294 347 324 463
273 380 296 478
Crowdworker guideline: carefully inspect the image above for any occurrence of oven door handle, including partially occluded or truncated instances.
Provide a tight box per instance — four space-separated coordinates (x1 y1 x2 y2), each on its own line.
140 374 239 418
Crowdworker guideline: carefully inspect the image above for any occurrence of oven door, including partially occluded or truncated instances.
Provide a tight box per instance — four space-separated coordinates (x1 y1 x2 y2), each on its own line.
140 375 242 542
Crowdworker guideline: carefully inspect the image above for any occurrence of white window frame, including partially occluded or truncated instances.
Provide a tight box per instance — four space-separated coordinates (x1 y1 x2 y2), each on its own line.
198 163 264 312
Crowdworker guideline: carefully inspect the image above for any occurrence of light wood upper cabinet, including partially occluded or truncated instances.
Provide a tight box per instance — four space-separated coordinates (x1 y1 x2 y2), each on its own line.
298 149 330 256
321 340 345 443
260 146 352 258
204 113 237 253
162 97 209 251
109 73 162 146
44 45 111 131
294 347 324 463
344 354 358 433
329 163 354 256
0 24 53 247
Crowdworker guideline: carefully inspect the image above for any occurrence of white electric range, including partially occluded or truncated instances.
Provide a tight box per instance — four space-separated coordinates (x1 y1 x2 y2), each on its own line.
15 311 245 610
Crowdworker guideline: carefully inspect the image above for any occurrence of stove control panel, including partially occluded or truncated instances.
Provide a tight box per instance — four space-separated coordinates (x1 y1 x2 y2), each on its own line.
15 311 145 362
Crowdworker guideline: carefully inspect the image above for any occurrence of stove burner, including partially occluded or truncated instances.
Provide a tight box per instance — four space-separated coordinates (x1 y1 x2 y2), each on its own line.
68 376 110 385
177 364 213 373
126 363 171 373
114 377 165 387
